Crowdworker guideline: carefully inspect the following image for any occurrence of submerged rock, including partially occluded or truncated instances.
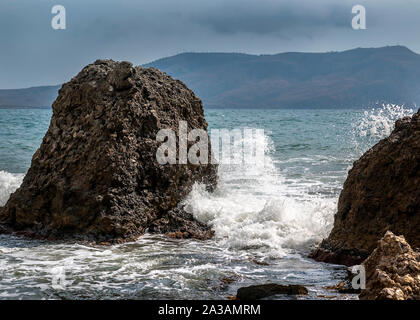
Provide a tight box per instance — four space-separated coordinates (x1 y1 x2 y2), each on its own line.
311 109 420 265
0 60 217 242
236 284 308 300
360 231 420 300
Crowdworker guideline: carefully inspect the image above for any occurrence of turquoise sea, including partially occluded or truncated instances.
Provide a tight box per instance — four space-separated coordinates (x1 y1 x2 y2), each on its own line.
0 105 414 299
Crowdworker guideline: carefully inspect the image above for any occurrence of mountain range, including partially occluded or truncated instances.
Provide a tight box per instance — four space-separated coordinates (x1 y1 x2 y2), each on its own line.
2 46 420 109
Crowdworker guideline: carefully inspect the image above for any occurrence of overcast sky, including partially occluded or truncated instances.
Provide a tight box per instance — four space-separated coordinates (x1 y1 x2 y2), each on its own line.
1 0 419 88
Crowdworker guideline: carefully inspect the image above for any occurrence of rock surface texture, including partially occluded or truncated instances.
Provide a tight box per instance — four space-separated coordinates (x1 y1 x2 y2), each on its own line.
360 231 420 300
0 60 217 242
311 109 420 265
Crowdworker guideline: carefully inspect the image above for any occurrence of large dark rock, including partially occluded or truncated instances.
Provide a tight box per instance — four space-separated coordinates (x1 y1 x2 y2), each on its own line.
0 60 217 242
311 109 420 265
360 231 420 300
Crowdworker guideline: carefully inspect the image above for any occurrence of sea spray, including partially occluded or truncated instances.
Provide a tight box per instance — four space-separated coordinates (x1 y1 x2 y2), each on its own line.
352 104 414 156
182 130 335 257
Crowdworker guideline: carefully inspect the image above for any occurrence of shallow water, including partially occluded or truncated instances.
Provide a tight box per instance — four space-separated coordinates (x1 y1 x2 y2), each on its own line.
0 105 414 299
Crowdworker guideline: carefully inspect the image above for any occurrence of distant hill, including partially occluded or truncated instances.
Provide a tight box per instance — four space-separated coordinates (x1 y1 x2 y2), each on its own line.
0 85 60 108
145 46 420 108
1 46 420 109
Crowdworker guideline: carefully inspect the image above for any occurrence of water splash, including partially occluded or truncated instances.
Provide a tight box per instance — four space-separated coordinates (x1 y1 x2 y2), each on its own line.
352 104 414 155
183 130 335 257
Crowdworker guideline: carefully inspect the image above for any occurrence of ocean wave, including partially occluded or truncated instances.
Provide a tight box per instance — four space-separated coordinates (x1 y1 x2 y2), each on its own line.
1 105 412 257
182 131 335 256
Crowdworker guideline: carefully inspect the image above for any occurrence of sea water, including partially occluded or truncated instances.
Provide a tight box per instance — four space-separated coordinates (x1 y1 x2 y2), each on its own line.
0 105 414 299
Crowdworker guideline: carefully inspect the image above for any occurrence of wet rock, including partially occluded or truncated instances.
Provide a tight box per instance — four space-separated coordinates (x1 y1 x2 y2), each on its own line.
236 284 308 300
219 275 241 290
250 258 270 266
148 208 213 240
220 275 240 285
360 231 420 300
0 60 217 242
309 245 366 267
325 280 360 294
340 266 364 293
311 109 420 265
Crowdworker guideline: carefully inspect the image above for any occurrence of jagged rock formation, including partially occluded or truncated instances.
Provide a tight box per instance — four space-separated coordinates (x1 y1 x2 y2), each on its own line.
311 109 420 265
360 231 420 300
0 60 217 242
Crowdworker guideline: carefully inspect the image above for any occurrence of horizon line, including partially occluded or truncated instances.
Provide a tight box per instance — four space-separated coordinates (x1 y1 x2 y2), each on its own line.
1 45 417 91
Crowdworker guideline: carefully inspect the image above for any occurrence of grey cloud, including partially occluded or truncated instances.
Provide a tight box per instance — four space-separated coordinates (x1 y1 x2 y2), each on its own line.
188 1 350 36
0 0 419 88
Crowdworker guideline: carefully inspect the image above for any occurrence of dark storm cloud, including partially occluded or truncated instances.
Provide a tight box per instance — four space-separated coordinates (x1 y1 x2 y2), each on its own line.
0 0 419 88
188 1 349 36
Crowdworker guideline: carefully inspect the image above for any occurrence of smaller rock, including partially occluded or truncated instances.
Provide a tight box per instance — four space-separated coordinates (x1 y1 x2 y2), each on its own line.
309 242 367 266
360 231 420 300
325 280 359 294
325 266 363 294
250 258 270 266
166 231 189 239
148 208 214 240
219 275 241 291
220 275 241 285
236 284 308 300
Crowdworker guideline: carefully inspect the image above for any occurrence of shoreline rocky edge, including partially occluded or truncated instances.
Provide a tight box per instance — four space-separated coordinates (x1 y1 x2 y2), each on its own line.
311 108 420 300
0 60 217 243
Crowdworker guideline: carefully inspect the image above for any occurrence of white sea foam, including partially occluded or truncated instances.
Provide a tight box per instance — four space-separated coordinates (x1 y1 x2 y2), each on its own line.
0 171 24 206
183 130 335 257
